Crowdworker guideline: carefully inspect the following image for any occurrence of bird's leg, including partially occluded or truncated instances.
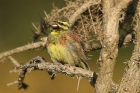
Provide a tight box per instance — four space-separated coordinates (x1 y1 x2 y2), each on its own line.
53 62 62 65
64 63 71 68
64 63 70 66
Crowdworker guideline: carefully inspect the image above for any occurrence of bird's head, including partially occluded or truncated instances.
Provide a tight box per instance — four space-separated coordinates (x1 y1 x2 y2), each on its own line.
51 17 70 31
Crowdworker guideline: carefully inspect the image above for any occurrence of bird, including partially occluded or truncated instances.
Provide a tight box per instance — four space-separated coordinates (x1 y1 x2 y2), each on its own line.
46 17 90 89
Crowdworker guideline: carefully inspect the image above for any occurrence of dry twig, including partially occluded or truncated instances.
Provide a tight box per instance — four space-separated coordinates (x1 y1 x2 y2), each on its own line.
7 56 96 89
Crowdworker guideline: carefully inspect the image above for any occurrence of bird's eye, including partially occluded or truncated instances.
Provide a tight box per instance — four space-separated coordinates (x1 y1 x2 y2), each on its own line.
58 22 64 25
60 23 64 25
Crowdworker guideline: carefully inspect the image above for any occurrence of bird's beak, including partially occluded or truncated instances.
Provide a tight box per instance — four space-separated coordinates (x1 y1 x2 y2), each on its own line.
51 21 59 29
52 24 58 28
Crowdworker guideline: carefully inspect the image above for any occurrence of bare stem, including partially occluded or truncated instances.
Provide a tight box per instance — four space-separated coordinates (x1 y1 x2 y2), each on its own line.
7 56 96 89
0 41 46 61
69 0 101 25
7 56 20 67
7 56 119 91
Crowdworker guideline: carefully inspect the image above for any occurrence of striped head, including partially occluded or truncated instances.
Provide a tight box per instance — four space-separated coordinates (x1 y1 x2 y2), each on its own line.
51 17 70 32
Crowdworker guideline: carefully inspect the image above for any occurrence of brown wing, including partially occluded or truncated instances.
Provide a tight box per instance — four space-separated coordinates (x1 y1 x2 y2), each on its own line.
66 32 89 70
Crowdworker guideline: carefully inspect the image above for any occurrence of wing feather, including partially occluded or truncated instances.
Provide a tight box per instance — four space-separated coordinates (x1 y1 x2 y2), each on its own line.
65 32 89 69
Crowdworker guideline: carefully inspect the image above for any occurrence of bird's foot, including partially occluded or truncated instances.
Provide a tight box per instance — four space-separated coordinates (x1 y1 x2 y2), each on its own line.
54 62 62 65
64 64 71 68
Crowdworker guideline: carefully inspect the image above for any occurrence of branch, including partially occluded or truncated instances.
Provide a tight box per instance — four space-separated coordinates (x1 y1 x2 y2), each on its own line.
7 56 96 89
116 1 140 92
7 56 118 91
118 34 133 47
87 33 133 51
0 38 46 61
95 0 132 92
7 56 20 67
69 0 101 25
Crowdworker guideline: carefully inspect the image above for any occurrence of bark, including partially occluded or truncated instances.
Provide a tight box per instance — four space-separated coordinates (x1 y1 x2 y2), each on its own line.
95 0 132 93
7 56 96 89
7 56 119 90
116 1 140 92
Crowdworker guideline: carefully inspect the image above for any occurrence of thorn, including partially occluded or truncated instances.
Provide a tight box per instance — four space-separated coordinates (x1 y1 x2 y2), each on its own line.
32 23 39 31
30 29 40 42
44 11 48 18
77 77 81 91
9 70 19 73
27 67 34 73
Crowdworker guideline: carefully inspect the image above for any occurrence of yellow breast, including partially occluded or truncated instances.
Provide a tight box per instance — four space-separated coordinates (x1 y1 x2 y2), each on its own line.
47 43 66 62
47 43 75 65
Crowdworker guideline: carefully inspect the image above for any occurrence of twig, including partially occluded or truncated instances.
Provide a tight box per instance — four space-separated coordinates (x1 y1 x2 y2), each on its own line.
44 11 49 18
86 33 133 51
7 56 118 91
88 7 97 34
7 56 20 67
120 34 133 46
69 0 101 25
7 56 96 89
32 23 39 31
0 41 46 61
80 16 87 41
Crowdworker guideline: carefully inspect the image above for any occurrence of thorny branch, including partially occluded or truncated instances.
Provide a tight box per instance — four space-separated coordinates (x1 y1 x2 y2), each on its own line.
0 40 46 62
69 0 101 25
0 33 132 62
7 56 97 89
7 56 20 67
7 56 118 91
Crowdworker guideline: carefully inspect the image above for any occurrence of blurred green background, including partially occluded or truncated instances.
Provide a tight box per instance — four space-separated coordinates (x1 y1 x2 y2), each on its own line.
0 0 134 93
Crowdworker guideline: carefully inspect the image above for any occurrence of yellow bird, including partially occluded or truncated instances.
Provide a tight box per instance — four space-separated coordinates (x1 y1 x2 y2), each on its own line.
46 17 90 80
